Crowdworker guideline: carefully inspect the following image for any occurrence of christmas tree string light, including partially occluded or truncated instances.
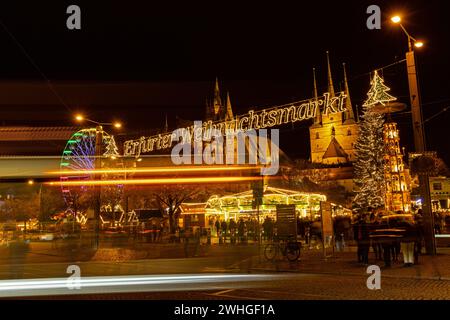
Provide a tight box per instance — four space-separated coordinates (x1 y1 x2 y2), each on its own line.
363 70 397 107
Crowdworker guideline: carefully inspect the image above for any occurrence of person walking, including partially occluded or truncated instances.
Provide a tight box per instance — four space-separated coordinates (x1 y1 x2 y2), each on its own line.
158 222 164 242
369 214 382 260
215 219 221 243
414 211 424 263
334 218 345 252
151 220 158 243
400 220 418 267
221 220 228 243
229 218 237 244
353 216 370 265
238 218 245 244
262 217 269 241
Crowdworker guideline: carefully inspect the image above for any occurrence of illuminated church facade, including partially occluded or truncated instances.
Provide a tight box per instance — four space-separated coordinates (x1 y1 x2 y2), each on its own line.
309 53 359 165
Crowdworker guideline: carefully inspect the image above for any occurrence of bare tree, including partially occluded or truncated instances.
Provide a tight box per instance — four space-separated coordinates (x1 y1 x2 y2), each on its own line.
153 185 199 234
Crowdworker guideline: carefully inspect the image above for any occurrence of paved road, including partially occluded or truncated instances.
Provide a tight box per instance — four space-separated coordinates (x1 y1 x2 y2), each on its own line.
22 272 450 300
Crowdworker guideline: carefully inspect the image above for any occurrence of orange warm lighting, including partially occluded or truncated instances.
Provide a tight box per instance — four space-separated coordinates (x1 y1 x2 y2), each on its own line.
48 165 261 176
47 176 263 186
391 15 401 23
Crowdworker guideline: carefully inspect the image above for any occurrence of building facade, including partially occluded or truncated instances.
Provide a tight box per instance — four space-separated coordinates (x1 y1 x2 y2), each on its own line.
430 176 450 211
309 54 359 165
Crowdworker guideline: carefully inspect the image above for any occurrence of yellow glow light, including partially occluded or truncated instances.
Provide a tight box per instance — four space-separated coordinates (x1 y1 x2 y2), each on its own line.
47 176 263 186
391 16 401 23
75 114 84 121
48 165 261 176
113 122 122 128
28 179 34 185
414 41 424 48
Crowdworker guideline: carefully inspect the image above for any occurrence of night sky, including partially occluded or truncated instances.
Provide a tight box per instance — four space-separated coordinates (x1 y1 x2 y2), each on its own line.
0 0 449 163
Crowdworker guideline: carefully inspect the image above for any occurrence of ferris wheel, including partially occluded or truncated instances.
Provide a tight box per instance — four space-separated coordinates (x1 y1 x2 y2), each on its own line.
60 128 120 206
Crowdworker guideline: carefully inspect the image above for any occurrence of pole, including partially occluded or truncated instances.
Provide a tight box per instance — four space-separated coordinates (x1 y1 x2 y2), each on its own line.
93 125 103 250
38 183 42 221
419 174 436 255
405 49 435 255
406 51 426 152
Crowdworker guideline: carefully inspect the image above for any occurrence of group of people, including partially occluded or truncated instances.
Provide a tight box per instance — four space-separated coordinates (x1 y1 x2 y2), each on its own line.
141 220 165 243
205 216 278 244
209 217 261 244
353 210 423 267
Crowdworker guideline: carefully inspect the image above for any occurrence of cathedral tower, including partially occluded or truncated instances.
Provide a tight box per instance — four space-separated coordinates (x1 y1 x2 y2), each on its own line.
309 53 359 164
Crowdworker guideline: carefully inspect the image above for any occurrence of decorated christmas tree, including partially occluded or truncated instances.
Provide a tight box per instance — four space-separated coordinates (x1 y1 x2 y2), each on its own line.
103 135 119 157
363 70 397 107
353 72 387 213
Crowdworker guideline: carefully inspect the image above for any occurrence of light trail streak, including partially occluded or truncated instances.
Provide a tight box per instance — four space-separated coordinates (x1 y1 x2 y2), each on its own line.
48 165 261 176
46 176 264 186
0 273 288 297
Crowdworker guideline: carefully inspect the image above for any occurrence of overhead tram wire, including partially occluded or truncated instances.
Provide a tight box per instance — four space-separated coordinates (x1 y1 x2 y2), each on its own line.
0 18 72 112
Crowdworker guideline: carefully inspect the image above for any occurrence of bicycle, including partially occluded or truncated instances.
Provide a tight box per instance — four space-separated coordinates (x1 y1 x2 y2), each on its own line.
264 236 301 262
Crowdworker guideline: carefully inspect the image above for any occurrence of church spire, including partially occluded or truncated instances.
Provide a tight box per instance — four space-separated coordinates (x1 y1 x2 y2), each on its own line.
225 91 234 121
213 77 222 119
326 51 335 97
164 113 168 132
312 67 322 126
343 63 355 123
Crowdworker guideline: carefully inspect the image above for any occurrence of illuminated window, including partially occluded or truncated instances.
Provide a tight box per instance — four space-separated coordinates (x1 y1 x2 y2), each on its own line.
433 183 442 191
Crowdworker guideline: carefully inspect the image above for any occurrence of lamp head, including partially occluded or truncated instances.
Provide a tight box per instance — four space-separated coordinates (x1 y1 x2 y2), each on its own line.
391 16 401 24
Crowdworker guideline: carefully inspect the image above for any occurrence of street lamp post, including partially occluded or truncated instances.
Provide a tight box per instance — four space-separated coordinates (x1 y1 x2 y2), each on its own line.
75 114 122 250
391 16 426 151
391 16 436 255
93 125 103 249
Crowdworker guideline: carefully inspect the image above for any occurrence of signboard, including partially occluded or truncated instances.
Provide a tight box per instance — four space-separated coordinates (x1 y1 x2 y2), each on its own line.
124 91 348 157
320 201 334 258
276 204 297 238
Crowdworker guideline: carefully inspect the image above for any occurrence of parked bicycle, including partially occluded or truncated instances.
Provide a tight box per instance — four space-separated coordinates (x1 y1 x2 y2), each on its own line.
264 236 301 262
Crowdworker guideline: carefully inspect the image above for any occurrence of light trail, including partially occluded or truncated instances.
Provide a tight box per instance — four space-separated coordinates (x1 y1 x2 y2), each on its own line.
48 165 261 176
0 273 289 298
46 176 265 186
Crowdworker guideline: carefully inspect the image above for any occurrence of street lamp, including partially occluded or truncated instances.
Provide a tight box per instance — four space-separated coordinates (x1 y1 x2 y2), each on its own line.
74 114 123 249
391 15 435 255
74 114 122 129
391 15 426 151
391 15 425 53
